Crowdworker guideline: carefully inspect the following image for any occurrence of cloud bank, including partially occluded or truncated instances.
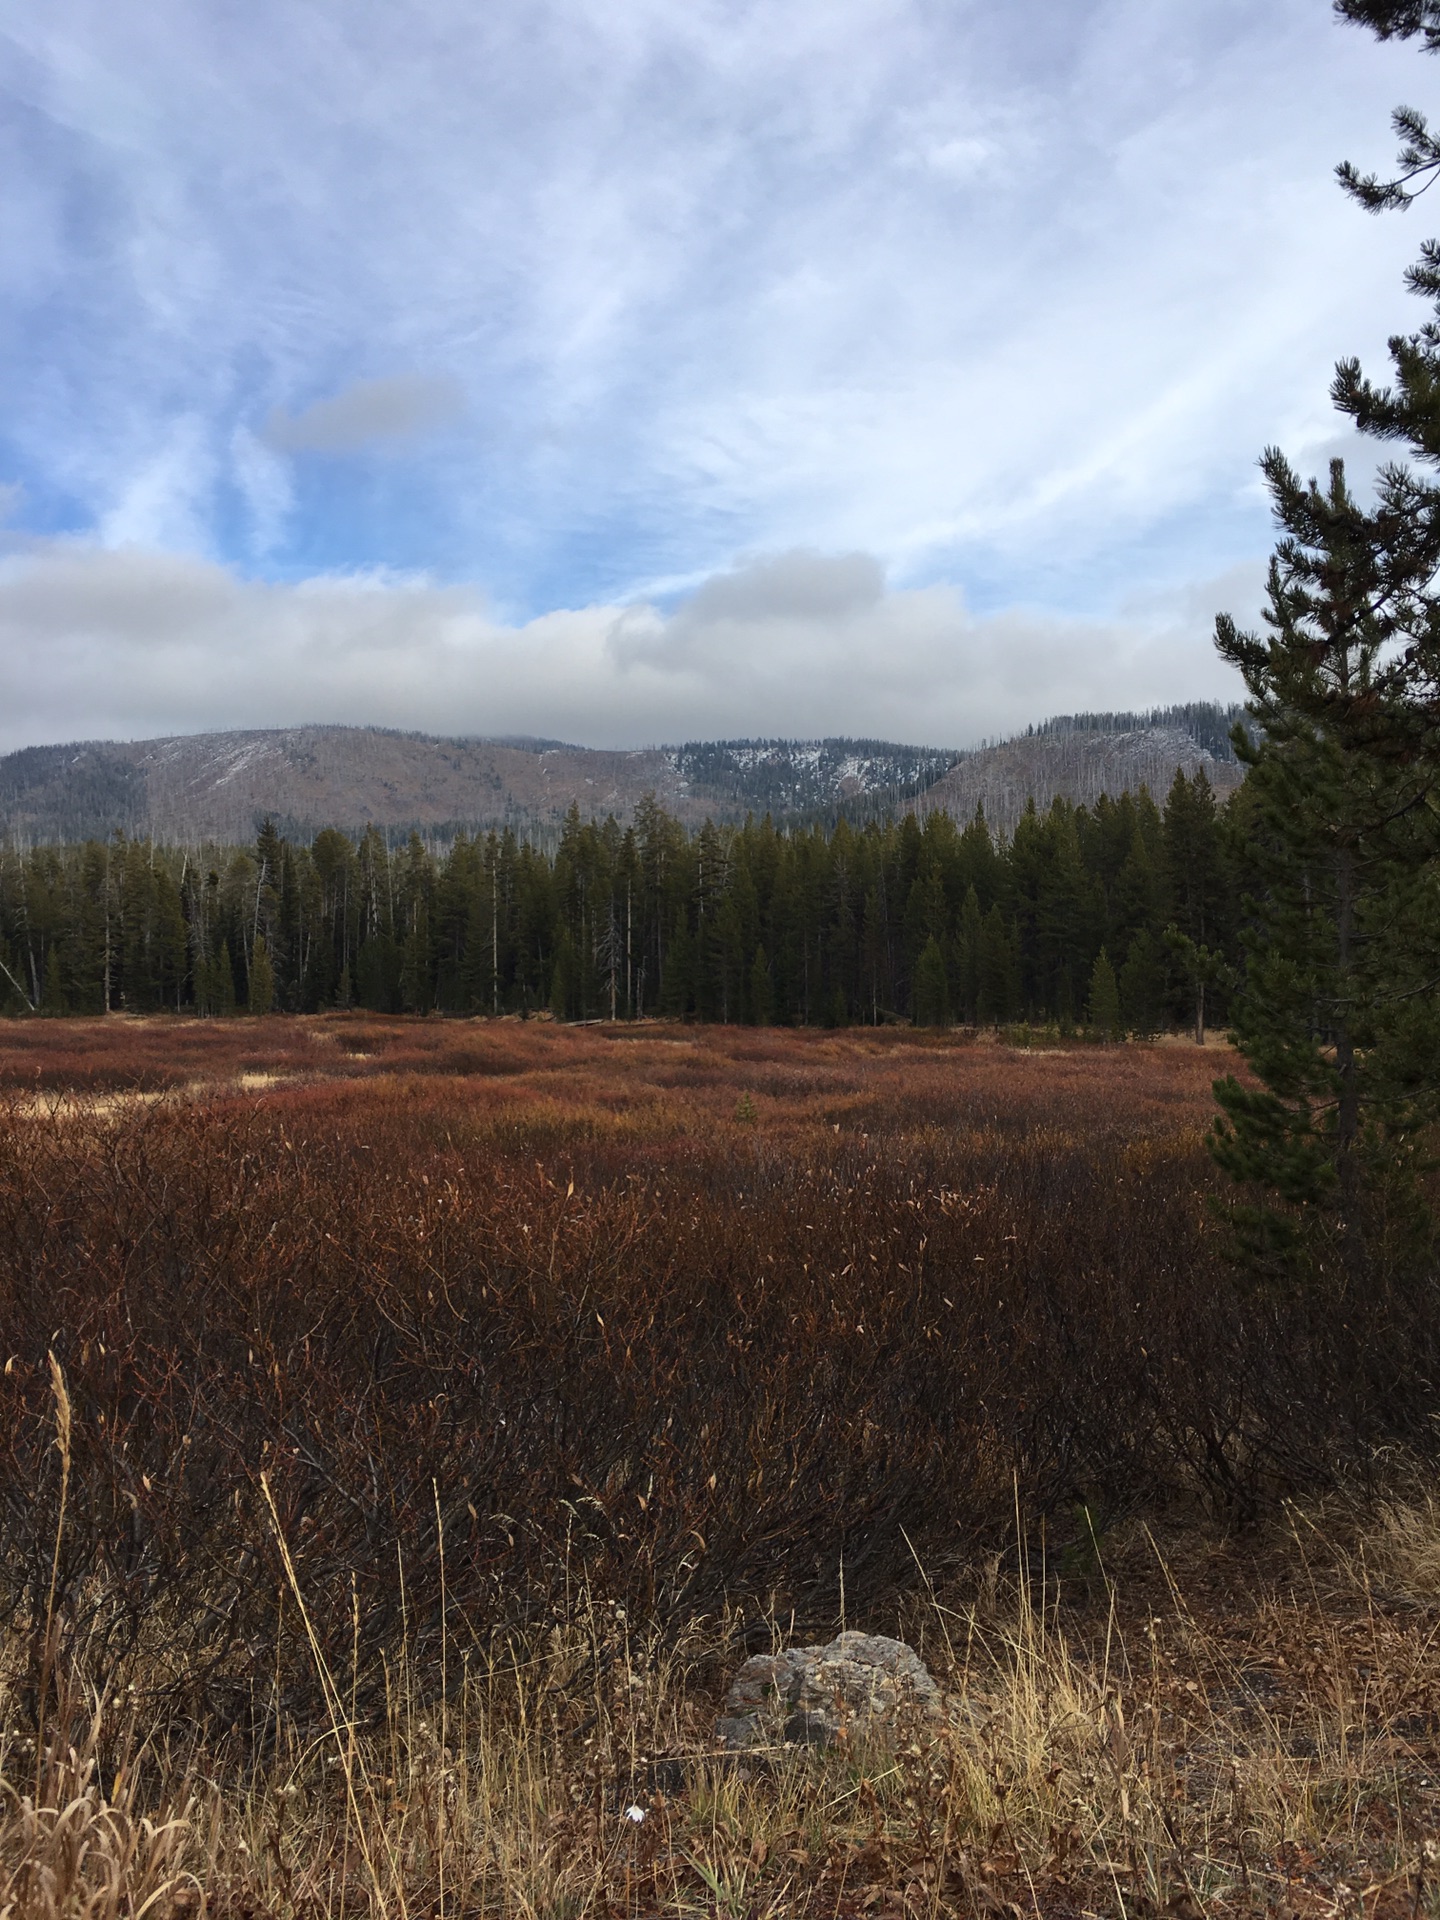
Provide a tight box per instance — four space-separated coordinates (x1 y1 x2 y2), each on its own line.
0 0 1419 748
0 541 1251 754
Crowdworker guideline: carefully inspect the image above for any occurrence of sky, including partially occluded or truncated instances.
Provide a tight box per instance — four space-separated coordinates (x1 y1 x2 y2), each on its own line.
0 0 1432 752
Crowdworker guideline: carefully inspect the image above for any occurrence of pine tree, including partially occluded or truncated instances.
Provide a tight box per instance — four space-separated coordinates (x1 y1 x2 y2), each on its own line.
154 867 188 1011
912 934 951 1027
1212 455 1440 1283
1335 3 1440 54
1037 801 1099 1016
1055 966 1076 1038
248 936 276 1015
748 944 774 1026
73 842 114 1013
42 945 65 1016
1111 815 1163 959
1118 929 1166 1039
957 884 983 1025
1161 769 1228 1042
1087 946 1121 1043
208 941 237 1015
977 906 1014 1027
1329 0 1440 722
661 912 694 1017
550 927 579 1021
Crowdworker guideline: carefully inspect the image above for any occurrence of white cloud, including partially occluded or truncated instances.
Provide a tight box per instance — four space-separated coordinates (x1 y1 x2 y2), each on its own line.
920 135 998 182
0 540 1248 755
96 415 217 552
229 424 293 554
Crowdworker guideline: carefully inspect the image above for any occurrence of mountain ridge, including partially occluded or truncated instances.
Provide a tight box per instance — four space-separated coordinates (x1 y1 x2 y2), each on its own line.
0 705 1247 846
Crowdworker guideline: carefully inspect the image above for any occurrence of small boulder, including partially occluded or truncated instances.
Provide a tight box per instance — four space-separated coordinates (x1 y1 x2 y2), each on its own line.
715 1630 941 1752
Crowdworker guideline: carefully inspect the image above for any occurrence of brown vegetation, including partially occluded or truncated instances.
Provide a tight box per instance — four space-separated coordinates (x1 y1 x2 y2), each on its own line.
0 1018 1435 1917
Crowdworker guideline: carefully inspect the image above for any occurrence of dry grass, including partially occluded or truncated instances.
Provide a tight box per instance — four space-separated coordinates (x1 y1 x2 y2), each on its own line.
3 1524 1439 1920
0 1712 201 1920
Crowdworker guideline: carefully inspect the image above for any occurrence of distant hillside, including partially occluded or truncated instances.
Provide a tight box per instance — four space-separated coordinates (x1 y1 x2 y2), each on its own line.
917 704 1248 840
1028 702 1249 759
0 728 956 846
673 738 953 820
0 704 1247 846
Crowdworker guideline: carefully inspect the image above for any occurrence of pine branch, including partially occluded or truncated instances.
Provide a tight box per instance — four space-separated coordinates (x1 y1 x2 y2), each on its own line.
1334 0 1440 53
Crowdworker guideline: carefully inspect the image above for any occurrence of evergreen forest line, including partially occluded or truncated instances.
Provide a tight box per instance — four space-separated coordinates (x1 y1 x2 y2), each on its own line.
0 767 1243 1036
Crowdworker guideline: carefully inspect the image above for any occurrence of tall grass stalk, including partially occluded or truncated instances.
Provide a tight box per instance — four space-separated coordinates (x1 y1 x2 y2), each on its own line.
34 1352 71 1801
261 1473 401 1919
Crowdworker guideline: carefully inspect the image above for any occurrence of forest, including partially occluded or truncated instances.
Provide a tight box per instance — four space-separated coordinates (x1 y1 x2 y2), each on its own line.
0 764 1235 1037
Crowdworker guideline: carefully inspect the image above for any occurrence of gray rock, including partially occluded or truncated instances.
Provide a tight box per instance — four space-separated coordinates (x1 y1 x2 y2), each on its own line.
715 1630 941 1752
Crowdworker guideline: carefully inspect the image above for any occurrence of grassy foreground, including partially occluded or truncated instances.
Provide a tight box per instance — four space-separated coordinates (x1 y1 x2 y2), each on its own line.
6 1507 1440 1919
0 1017 1436 1918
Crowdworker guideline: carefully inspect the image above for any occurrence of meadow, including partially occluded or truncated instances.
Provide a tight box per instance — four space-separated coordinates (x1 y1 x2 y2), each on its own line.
0 1015 1436 1919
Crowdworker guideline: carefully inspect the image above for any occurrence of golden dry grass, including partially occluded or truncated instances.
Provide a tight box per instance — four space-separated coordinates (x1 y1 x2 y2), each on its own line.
3 1518 1439 1920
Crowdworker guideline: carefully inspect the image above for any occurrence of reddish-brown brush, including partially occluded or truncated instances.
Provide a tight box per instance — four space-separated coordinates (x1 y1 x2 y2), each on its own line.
0 1017 1432 1735
1 1018 1438 1919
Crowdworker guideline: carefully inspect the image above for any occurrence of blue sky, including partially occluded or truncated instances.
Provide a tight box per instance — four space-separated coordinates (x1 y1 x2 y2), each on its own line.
0 0 1430 749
